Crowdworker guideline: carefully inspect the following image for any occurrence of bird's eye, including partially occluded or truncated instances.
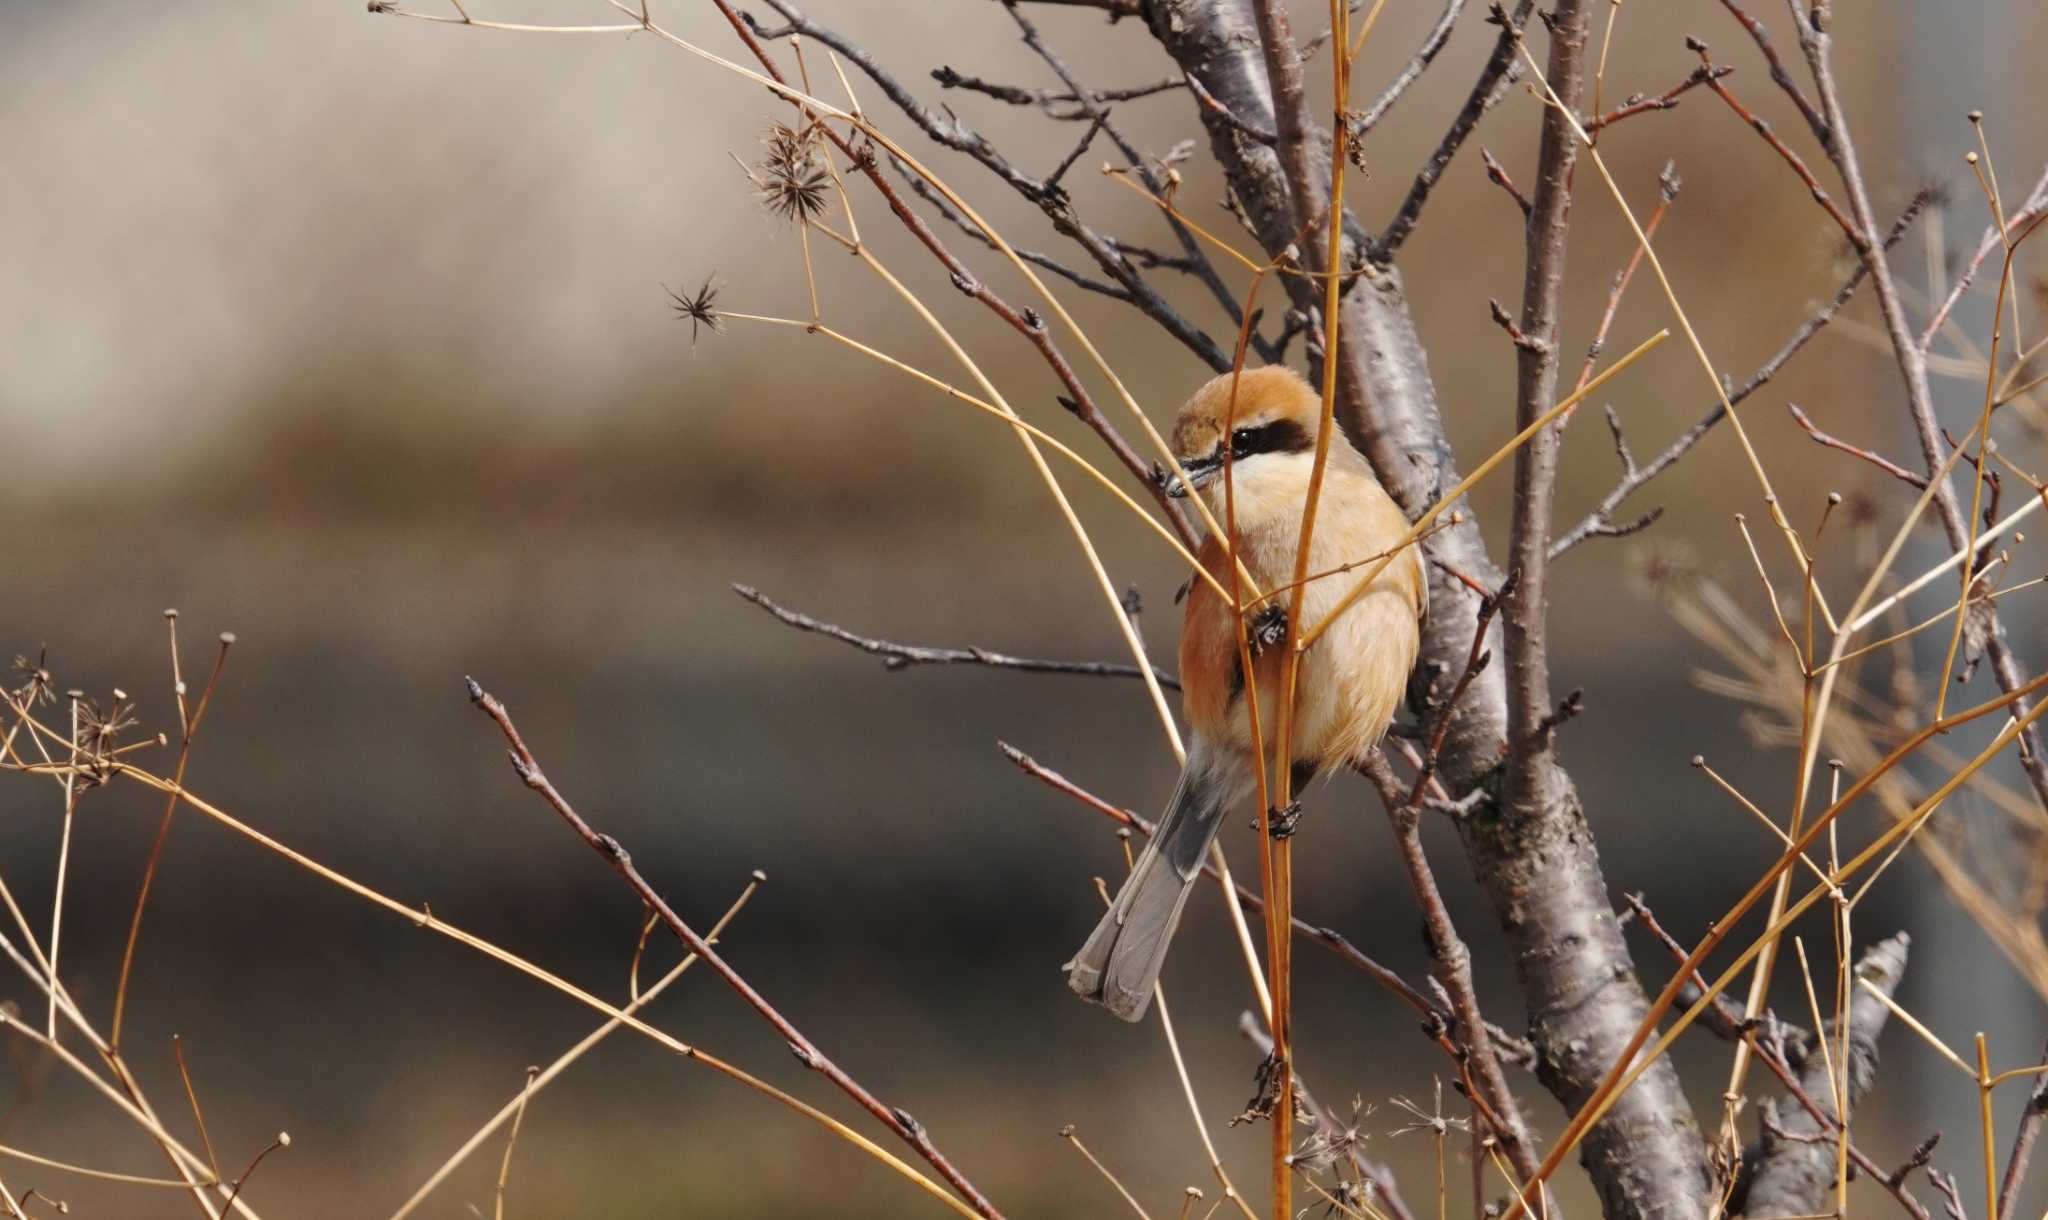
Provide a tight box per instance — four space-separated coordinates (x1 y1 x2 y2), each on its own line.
1230 426 1256 452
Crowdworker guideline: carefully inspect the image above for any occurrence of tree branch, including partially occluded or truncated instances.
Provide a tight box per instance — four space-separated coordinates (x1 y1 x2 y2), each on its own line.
1997 1043 2048 1220
466 678 1004 1219
734 584 1180 688
747 1 1237 373
1351 0 1468 138
1787 3 2048 804
1150 8 1716 1218
1358 753 1545 1195
1375 1 1533 258
1740 933 1911 1218
1551 189 1932 559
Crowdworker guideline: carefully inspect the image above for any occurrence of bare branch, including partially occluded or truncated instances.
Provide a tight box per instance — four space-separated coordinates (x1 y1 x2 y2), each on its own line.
1357 751 1547 1197
1714 0 1829 145
1787 402 1927 488
1686 37 1862 251
930 64 1185 118
1787 3 2048 801
1920 164 2048 349
1583 62 1731 133
1376 1 1534 258
1999 1043 2048 1220
467 678 1005 1220
733 585 1179 688
1182 69 1278 146
998 2 1274 361
888 156 1133 300
747 1 1237 373
1741 933 1911 1218
1480 148 1533 217
1351 0 1468 138
1551 189 1933 558
1016 0 1144 17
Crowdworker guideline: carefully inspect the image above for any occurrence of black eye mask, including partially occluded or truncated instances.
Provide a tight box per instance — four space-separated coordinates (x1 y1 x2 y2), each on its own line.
1225 418 1311 461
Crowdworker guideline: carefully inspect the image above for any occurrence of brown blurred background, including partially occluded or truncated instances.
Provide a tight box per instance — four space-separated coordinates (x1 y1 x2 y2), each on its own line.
5 1 2048 1215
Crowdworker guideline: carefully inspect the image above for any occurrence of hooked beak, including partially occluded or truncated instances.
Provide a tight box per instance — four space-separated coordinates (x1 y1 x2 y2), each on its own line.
1163 455 1221 499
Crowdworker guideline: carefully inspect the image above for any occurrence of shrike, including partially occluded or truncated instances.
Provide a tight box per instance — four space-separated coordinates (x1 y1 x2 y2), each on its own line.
1065 365 1426 1021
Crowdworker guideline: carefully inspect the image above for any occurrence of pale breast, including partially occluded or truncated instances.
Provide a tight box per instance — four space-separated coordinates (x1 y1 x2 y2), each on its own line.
1179 456 1423 769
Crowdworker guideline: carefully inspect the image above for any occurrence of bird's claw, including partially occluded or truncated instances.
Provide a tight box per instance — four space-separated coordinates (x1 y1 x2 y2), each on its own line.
1249 604 1289 656
1267 800 1303 839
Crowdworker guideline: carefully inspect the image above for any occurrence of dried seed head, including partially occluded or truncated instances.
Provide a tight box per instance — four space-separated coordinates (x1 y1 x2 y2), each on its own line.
754 122 832 225
667 275 722 347
11 650 54 706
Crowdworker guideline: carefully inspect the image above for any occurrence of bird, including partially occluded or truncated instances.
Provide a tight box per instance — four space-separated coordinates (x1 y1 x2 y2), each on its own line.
1064 365 1427 1022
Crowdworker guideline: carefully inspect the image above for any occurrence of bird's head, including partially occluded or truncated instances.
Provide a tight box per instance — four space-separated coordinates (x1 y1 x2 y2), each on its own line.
1164 365 1323 500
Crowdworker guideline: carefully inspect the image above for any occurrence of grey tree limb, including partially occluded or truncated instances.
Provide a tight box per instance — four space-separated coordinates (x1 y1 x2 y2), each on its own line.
1740 932 1911 1219
1149 6 1714 1220
1997 1042 2048 1220
1492 9 1717 1214
1778 2 2048 806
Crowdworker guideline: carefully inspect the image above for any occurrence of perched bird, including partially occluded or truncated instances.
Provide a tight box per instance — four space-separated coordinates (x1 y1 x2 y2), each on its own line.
1065 365 1426 1021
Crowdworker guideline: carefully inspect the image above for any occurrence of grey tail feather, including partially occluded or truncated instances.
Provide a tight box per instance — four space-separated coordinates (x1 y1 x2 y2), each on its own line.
1064 744 1246 1022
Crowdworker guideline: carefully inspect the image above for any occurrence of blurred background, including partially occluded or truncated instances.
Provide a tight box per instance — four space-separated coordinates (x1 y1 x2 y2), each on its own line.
5 1 2048 1215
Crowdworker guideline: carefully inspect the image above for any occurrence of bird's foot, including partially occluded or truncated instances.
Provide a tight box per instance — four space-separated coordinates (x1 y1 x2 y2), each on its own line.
1266 800 1303 840
1248 604 1289 657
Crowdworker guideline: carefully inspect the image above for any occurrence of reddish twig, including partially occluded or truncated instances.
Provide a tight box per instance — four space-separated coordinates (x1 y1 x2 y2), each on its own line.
111 619 234 1050
1713 0 1829 145
1686 37 1863 251
219 1132 289 1216
468 678 1004 1220
1358 752 1546 1201
1787 403 1927 488
1561 162 1679 426
1481 148 1533 217
1583 63 1732 132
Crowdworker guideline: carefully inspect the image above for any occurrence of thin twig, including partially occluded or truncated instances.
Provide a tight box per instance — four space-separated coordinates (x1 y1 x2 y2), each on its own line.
733 585 1179 689
1376 0 1533 258
389 870 766 1220
1787 402 1926 487
1351 0 1467 137
1551 190 1932 558
1997 1042 2048 1220
467 679 1003 1220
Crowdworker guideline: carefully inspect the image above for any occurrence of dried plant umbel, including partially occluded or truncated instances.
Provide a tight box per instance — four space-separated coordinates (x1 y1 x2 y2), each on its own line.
74 689 141 787
10 651 53 707
666 274 722 346
748 121 833 225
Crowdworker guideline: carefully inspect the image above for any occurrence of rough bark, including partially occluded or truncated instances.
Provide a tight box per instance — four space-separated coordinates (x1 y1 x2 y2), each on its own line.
1739 933 1910 1218
1148 4 1714 1217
